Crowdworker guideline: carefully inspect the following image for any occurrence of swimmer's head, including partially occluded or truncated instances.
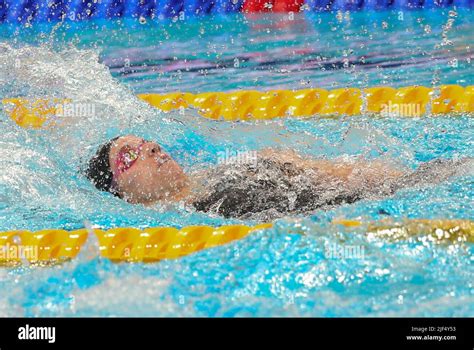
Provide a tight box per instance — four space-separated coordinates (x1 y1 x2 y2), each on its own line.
85 135 188 204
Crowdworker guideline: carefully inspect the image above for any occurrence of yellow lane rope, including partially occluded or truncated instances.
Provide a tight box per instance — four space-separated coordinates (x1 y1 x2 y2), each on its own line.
2 85 473 128
1 219 472 265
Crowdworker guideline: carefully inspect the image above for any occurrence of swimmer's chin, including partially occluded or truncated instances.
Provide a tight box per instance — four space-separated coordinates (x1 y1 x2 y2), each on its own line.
121 179 192 206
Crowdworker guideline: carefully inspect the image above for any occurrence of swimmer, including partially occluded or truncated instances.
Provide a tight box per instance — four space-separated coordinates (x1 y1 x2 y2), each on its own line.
84 135 472 219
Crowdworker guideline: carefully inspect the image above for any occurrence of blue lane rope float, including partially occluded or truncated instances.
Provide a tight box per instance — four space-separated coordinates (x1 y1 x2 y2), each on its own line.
0 0 471 23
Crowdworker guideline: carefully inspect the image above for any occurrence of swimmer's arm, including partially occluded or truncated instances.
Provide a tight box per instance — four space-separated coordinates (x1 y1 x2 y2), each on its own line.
258 149 471 189
258 148 406 184
342 160 407 188
257 148 309 168
302 159 406 189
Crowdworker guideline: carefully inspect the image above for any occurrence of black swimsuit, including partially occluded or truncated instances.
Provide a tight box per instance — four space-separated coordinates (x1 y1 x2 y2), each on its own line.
191 158 362 219
191 157 470 220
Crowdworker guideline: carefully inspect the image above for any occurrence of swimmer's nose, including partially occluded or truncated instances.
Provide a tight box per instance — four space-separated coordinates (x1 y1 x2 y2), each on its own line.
146 143 170 161
145 143 162 156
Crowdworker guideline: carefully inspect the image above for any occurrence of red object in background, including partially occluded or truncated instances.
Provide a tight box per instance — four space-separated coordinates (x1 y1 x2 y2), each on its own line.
242 0 305 13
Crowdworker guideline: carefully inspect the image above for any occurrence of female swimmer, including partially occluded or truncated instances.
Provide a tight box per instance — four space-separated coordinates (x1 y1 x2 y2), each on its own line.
84 135 471 219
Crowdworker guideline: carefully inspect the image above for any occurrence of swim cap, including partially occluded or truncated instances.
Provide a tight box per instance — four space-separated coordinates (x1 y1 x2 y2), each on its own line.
84 136 120 197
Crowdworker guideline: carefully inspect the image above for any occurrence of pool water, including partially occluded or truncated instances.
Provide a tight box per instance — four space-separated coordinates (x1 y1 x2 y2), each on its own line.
0 9 473 316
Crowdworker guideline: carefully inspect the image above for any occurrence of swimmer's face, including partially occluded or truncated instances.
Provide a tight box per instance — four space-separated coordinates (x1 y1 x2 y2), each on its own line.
109 135 188 203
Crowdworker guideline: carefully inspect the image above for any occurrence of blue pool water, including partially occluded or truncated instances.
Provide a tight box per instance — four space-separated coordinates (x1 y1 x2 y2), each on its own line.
0 10 473 316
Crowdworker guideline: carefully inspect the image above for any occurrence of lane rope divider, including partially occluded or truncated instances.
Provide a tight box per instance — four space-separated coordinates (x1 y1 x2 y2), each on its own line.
2 85 473 128
1 219 472 265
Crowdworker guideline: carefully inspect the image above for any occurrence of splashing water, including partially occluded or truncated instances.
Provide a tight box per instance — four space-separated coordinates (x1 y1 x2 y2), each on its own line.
0 12 473 316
